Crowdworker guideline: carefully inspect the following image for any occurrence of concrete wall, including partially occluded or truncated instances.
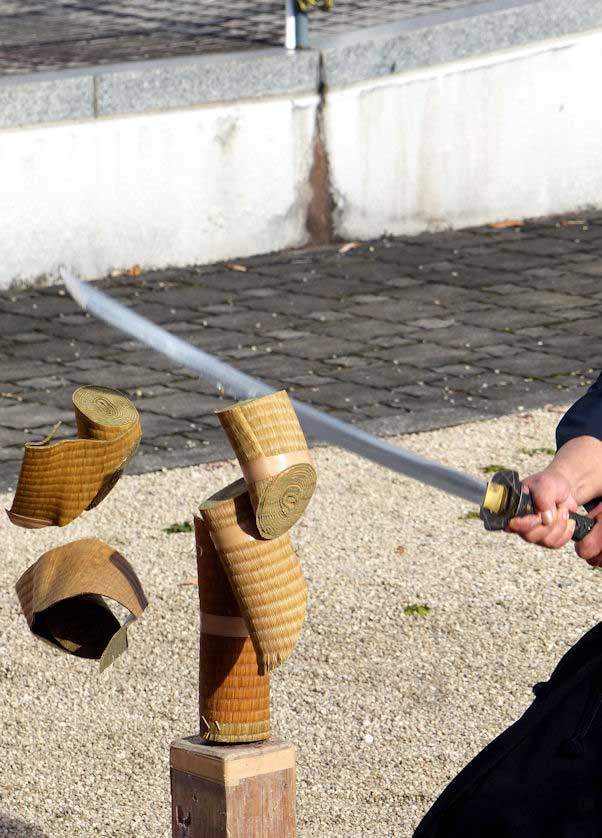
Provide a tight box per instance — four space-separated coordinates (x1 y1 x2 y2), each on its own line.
0 94 318 285
323 28 602 238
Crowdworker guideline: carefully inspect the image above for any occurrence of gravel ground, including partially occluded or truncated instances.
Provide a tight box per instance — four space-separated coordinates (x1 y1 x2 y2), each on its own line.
1 404 600 838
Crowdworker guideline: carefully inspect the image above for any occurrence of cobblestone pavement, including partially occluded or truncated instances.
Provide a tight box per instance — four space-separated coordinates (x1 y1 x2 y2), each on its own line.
1 0 485 74
0 214 601 490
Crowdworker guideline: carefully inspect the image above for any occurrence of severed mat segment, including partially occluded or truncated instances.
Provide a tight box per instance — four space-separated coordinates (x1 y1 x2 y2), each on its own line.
7 385 141 528
15 538 148 672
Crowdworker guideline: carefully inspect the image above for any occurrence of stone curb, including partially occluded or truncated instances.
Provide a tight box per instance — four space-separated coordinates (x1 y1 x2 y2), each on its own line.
2 0 602 129
0 48 320 130
313 0 602 89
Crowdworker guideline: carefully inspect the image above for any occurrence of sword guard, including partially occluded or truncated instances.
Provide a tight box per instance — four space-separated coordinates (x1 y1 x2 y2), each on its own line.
480 469 533 531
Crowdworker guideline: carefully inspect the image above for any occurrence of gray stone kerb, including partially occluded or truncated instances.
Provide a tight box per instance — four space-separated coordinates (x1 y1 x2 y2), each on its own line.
0 48 321 130
312 0 602 88
2 0 602 131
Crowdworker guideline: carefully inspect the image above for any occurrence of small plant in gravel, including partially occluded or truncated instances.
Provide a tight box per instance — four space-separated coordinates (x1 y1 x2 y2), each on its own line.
482 463 509 474
403 603 431 617
521 447 556 456
459 510 481 520
163 521 194 534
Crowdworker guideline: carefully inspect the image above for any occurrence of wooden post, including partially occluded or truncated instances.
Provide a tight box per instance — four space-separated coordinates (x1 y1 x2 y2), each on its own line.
171 736 297 838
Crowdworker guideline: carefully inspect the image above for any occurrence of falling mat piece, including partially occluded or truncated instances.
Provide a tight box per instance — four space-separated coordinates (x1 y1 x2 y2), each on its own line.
195 516 270 743
199 479 307 675
217 390 317 539
15 538 148 672
7 385 141 528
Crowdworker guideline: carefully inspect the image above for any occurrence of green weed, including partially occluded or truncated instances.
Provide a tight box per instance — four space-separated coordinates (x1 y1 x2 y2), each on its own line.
521 447 555 457
163 521 193 534
482 464 509 474
404 603 431 618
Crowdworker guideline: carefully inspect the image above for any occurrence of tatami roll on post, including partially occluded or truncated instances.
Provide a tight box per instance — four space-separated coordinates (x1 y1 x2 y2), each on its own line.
198 479 307 675
7 385 141 528
217 390 317 539
195 516 271 743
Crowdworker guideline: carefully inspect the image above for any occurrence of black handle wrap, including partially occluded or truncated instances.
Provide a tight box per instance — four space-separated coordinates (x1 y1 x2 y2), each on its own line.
520 492 595 542
570 512 596 541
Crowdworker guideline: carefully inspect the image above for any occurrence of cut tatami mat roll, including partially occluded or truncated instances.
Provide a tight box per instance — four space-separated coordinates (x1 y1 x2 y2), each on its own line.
195 517 270 743
7 385 141 528
15 538 148 672
217 390 316 539
199 479 307 675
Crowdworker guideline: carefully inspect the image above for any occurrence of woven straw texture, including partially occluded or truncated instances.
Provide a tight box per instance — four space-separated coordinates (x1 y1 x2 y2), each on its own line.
199 479 307 675
195 517 270 743
7 385 141 528
217 390 317 539
15 538 148 670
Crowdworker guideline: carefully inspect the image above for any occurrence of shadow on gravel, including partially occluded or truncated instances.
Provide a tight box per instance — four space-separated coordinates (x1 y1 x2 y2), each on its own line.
0 816 47 837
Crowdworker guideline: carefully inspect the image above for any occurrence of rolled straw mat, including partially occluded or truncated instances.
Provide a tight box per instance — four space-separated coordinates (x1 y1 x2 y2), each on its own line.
15 538 148 672
199 479 307 675
217 390 317 539
195 516 270 743
7 385 141 528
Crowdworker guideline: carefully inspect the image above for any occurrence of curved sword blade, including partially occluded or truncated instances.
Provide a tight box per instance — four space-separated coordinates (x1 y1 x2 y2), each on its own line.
61 269 487 506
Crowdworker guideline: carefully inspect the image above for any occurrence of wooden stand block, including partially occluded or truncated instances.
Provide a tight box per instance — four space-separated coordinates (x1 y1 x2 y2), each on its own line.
171 736 296 838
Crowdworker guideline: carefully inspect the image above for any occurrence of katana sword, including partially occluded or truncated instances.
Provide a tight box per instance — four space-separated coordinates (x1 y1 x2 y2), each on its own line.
61 270 594 541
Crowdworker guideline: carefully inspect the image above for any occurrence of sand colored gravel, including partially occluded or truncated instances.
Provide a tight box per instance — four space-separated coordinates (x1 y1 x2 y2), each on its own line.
1 404 600 837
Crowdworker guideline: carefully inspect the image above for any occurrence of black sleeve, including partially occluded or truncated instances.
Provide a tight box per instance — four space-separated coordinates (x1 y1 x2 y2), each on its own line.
556 373 602 511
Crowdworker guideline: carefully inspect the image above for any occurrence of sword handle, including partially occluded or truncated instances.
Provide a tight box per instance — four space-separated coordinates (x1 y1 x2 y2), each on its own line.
519 492 596 542
481 470 597 542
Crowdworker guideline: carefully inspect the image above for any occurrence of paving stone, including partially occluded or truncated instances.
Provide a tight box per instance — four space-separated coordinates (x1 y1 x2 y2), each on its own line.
458 308 559 330
554 317 601 336
20 375 70 390
0 360 64 381
348 299 442 322
393 282 493 308
136 414 191 441
421 324 515 349
322 355 372 369
409 317 457 330
292 381 389 408
288 374 337 387
528 335 602 363
0 403 73 430
312 318 405 341
244 293 341 316
12 331 48 344
433 363 488 377
477 351 578 379
367 342 472 367
574 259 602 277
334 364 432 389
367 335 414 349
203 311 279 332
66 364 170 388
136 391 227 418
265 329 313 341
477 344 522 358
305 310 352 323
278 336 364 361
0 426 30 446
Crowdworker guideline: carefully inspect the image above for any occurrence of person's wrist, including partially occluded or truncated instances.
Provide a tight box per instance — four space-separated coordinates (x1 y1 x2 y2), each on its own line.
542 461 573 487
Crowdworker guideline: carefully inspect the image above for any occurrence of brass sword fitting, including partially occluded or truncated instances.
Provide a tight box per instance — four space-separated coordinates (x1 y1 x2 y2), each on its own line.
480 469 534 531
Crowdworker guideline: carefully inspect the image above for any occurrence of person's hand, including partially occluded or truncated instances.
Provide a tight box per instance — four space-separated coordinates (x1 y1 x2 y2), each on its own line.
574 502 602 567
506 468 577 549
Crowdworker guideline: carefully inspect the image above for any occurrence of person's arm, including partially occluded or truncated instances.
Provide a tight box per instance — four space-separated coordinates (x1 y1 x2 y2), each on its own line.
508 374 602 563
